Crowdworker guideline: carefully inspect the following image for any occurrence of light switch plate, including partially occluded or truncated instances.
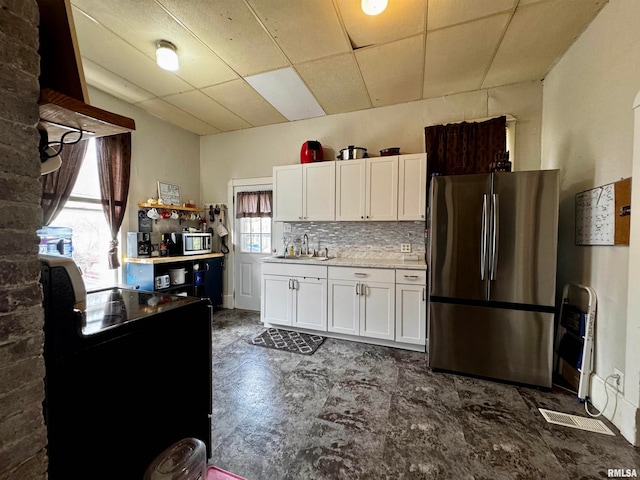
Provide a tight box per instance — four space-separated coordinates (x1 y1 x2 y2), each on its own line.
400 243 411 253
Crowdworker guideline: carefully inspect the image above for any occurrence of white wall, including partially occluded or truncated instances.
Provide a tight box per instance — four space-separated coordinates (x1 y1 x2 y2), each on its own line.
87 87 201 249
541 0 640 444
200 81 543 204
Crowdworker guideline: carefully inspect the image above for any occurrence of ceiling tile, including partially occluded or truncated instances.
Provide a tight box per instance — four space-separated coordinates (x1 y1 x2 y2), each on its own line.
296 53 371 114
336 0 426 49
202 80 287 127
356 35 424 107
483 0 606 88
137 98 220 135
423 14 510 98
81 57 155 104
71 0 238 88
427 0 516 31
72 6 192 96
247 0 351 63
163 90 252 132
157 0 288 76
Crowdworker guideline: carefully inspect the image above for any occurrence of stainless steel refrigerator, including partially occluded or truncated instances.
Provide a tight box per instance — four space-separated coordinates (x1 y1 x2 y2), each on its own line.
427 170 559 388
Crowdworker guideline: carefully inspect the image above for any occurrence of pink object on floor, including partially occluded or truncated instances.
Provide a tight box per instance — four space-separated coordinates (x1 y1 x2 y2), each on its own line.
206 466 247 480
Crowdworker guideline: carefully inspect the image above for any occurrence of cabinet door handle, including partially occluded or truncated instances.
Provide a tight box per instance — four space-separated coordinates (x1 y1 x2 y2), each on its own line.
206 263 210 271
403 275 418 279
294 279 299 290
288 279 293 289
354 273 367 277
362 284 367 296
355 283 360 295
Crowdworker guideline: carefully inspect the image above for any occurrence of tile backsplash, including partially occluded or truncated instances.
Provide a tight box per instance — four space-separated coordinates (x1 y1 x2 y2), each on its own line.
282 221 426 259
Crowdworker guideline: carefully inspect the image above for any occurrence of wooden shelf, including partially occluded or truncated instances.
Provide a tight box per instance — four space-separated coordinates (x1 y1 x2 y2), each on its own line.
138 203 204 212
39 88 136 140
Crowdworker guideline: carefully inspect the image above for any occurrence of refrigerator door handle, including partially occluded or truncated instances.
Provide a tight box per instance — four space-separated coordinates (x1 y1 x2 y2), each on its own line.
480 194 489 280
490 193 499 280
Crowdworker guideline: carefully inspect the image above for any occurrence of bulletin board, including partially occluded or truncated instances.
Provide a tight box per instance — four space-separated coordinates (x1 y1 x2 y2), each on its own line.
575 177 631 246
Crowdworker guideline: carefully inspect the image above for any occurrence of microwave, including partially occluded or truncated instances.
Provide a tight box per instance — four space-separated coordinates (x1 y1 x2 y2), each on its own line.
181 232 212 256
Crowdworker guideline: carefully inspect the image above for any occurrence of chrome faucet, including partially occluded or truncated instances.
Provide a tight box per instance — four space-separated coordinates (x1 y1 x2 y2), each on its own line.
302 234 309 255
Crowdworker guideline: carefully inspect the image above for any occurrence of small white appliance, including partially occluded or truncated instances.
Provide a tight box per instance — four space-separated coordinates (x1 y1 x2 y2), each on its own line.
182 232 212 256
155 274 170 289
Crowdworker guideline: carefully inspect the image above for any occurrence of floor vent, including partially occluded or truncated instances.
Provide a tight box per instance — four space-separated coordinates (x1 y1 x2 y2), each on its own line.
539 408 615 436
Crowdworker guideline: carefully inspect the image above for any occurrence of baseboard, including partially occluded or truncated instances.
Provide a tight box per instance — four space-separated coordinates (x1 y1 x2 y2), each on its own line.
588 373 639 445
222 294 234 309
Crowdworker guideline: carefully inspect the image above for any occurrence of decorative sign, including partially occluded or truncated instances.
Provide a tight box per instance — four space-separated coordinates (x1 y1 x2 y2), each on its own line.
157 181 180 206
575 177 631 246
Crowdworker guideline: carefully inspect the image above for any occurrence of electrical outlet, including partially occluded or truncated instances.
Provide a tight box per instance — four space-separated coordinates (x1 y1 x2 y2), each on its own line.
614 368 624 394
284 223 292 233
400 243 411 253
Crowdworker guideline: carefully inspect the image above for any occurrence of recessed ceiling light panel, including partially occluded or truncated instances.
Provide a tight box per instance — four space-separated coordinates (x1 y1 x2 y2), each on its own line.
245 68 325 122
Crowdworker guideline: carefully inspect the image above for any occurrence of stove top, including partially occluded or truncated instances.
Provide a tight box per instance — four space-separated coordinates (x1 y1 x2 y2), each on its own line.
83 288 203 335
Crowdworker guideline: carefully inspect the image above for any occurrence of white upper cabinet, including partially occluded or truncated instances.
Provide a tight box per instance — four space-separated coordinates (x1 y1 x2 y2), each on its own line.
273 163 335 222
397 154 427 221
273 165 303 222
336 157 398 221
303 162 335 221
335 159 366 221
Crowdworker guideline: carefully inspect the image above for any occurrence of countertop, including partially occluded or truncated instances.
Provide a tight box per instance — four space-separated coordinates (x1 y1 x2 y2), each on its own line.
262 255 427 270
124 252 224 264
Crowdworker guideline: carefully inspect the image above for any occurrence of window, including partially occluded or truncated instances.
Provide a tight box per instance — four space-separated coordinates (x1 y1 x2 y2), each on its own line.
239 217 271 253
50 139 116 291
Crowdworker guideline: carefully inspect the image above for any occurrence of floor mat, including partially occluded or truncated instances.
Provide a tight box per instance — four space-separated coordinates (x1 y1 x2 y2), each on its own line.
248 328 325 355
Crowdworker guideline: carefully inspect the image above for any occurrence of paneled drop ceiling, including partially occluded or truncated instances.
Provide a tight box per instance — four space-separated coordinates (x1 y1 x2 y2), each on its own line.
71 0 607 136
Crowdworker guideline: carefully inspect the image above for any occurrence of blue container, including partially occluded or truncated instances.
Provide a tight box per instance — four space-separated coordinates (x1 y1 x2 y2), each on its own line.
37 226 73 258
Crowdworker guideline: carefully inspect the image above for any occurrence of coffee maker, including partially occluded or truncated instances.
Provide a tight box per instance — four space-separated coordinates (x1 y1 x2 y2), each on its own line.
127 232 153 258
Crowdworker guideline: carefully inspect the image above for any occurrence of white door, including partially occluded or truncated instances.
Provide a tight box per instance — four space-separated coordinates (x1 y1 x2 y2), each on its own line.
360 281 395 340
397 154 427 221
273 165 302 221
328 279 360 335
303 163 335 221
292 277 328 330
234 184 273 311
395 284 426 344
261 274 292 326
335 160 366 221
366 157 398 221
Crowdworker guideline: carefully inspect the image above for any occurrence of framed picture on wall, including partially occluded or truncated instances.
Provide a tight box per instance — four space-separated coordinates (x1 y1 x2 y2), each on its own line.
157 181 180 206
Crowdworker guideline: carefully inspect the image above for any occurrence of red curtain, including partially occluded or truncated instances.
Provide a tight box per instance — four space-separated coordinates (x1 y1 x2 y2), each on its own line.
425 116 506 178
41 139 89 225
96 133 131 269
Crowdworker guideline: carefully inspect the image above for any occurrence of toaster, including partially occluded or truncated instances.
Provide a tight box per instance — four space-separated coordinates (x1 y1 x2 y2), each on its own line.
155 274 170 289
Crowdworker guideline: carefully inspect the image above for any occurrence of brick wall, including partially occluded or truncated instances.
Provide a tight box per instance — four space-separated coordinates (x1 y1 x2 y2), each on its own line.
0 1 48 478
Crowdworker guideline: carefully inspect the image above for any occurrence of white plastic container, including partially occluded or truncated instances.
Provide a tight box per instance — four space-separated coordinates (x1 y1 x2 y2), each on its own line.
144 438 206 480
168 268 187 285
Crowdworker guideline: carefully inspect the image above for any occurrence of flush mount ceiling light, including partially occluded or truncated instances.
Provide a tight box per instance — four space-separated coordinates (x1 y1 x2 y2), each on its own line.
156 40 179 71
362 0 388 15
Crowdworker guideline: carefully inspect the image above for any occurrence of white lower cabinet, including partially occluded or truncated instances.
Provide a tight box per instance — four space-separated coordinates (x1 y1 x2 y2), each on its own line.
395 269 427 345
327 267 395 341
261 263 327 330
262 262 426 349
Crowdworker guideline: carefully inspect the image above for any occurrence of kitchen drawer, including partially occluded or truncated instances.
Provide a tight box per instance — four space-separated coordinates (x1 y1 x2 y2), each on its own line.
262 262 327 279
395 269 427 284
328 266 394 283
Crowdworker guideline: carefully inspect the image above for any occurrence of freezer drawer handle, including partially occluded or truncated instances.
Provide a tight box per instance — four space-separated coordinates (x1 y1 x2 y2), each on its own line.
490 193 499 280
481 194 489 280
403 275 418 279
353 273 367 277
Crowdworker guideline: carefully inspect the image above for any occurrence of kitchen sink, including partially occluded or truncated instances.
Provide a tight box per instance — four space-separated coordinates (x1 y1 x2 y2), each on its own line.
273 255 333 261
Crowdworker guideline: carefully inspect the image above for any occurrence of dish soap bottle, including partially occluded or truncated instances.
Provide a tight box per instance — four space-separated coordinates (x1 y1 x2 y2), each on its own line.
288 243 295 257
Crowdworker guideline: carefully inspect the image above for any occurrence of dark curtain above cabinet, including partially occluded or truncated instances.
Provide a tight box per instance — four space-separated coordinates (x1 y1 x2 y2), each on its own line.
425 115 506 178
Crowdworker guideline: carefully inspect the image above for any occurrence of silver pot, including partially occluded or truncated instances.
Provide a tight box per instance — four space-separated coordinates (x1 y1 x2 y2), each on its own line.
337 145 367 160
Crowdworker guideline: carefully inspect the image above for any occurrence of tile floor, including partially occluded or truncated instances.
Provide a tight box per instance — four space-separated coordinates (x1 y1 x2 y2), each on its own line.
210 309 640 480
